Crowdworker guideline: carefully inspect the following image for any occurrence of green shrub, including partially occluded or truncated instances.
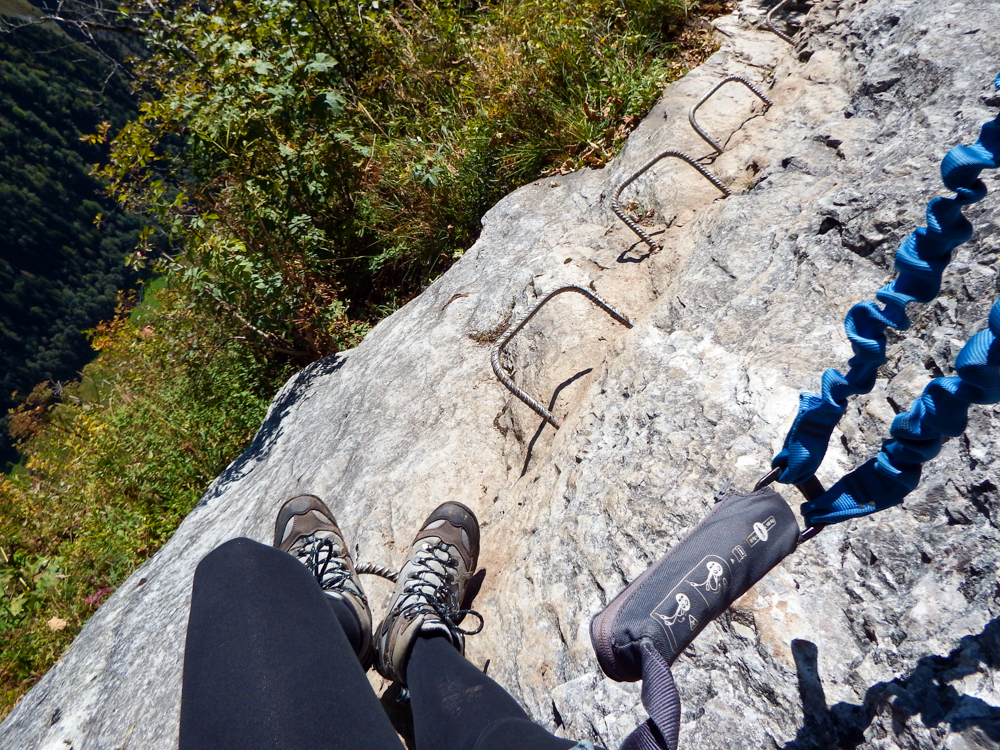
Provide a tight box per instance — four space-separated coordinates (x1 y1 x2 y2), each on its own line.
103 0 720 359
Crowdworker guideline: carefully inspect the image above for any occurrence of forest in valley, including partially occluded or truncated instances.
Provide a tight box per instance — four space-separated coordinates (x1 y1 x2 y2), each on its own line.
0 18 141 467
0 0 730 717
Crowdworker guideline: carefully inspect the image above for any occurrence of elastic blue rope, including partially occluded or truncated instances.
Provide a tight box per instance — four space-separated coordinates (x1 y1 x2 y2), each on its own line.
771 73 1000 517
802 300 1000 525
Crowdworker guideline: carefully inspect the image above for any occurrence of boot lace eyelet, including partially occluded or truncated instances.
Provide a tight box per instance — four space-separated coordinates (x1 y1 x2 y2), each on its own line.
392 540 482 642
295 535 367 605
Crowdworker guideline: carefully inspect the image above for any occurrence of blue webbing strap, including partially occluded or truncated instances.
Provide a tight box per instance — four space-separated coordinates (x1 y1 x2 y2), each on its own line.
769 73 1000 525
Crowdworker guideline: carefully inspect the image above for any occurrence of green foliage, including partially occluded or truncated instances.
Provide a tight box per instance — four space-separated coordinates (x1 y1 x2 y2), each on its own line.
0 22 141 467
0 287 288 718
0 550 63 629
104 0 718 360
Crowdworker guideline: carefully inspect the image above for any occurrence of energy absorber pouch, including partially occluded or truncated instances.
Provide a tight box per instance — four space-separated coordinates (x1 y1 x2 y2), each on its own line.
589 486 799 750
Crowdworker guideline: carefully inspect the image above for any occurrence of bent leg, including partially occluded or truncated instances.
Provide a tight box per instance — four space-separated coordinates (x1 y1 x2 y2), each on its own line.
178 537 401 750
407 634 579 750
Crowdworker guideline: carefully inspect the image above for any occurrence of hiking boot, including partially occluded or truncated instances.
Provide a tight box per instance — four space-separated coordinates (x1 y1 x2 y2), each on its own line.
274 494 374 670
374 501 482 685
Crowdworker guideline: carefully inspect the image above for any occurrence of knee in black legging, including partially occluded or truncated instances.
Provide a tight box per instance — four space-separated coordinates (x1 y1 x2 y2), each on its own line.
194 537 302 592
196 536 363 651
199 536 268 568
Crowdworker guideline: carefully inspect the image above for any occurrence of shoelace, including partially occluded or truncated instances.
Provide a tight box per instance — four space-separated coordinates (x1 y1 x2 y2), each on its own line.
295 535 368 605
397 540 483 641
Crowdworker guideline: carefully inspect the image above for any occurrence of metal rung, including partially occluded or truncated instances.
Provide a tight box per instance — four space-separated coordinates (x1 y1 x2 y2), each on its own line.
689 76 773 155
356 562 398 582
611 150 731 251
766 0 795 43
491 286 633 428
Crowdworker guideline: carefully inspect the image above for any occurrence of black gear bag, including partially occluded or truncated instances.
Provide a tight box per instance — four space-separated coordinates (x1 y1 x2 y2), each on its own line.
590 486 800 750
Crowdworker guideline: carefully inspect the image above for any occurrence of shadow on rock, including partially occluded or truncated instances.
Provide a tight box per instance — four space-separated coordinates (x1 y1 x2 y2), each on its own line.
520 368 593 477
785 618 1000 749
198 352 350 505
616 231 664 264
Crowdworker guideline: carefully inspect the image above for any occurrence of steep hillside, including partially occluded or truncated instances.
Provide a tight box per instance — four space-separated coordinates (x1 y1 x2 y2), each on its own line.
2 1 998 748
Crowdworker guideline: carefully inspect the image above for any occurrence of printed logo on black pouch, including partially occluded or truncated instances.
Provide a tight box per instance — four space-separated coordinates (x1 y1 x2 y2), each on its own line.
656 593 692 629
689 560 726 594
651 555 733 652
747 516 777 547
731 545 746 563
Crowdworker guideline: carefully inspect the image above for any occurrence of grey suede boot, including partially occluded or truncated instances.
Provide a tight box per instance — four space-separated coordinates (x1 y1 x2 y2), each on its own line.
274 494 374 670
373 501 482 685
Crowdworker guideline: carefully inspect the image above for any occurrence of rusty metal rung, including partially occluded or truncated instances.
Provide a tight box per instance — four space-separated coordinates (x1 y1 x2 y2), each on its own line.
610 150 731 252
491 286 633 429
766 0 795 43
356 562 398 582
689 76 773 155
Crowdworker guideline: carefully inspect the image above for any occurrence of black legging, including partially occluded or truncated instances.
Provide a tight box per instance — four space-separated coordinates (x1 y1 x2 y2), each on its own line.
178 537 580 750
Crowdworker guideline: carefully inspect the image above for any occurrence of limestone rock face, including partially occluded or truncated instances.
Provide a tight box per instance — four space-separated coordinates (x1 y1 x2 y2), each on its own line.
4 1 1000 748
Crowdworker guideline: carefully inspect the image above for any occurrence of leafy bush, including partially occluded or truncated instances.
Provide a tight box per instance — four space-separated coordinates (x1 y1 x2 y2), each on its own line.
103 0 720 359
